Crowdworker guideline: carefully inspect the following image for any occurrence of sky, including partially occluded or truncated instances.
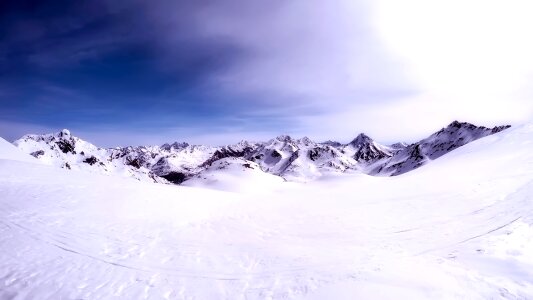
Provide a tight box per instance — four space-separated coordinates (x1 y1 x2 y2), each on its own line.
1 0 532 147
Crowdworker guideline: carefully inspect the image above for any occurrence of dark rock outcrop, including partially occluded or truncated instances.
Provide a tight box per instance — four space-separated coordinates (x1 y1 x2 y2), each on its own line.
83 156 99 166
160 172 187 184
30 150 44 158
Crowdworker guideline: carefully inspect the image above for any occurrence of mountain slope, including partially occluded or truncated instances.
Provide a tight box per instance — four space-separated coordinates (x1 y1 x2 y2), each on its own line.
370 121 511 176
0 137 39 163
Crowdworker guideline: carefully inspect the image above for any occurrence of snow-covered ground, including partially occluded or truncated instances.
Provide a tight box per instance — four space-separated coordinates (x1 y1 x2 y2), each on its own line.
0 123 532 299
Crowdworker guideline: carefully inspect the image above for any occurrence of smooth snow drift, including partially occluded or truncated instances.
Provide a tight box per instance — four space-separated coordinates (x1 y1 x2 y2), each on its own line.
0 137 38 164
0 124 532 299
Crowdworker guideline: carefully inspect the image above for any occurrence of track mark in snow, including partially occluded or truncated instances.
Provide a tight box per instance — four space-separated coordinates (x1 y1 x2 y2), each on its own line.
393 227 421 234
416 217 523 256
457 217 522 244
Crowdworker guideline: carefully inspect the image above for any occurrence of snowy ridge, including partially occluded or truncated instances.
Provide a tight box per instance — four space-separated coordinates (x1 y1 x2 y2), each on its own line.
370 121 512 176
0 137 39 164
14 129 163 183
11 121 511 184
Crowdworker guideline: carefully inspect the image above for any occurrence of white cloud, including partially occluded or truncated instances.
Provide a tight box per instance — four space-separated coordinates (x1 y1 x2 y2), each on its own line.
371 0 533 123
194 0 533 142
198 0 412 106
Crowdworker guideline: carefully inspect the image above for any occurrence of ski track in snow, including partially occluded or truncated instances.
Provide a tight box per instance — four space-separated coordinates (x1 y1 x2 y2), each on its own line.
0 124 533 299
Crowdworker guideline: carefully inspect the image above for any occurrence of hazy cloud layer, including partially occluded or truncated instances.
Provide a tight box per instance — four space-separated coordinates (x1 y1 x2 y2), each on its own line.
1 0 531 146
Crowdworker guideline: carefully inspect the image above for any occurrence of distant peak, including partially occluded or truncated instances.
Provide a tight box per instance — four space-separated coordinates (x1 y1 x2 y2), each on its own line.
356 133 371 140
59 129 71 137
450 120 462 126
298 136 313 144
275 134 292 142
322 140 340 144
447 120 474 128
349 133 372 146
321 140 342 148
390 142 408 149
161 141 189 151
171 141 189 148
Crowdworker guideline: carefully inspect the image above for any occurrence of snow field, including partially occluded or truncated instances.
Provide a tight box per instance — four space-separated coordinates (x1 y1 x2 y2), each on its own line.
0 124 532 299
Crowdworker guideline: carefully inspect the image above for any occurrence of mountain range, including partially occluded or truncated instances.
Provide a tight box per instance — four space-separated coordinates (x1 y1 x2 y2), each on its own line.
11 121 511 184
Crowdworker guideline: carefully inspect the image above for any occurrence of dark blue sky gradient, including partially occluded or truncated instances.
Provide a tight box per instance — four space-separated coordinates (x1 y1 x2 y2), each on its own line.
0 0 275 144
2 0 464 146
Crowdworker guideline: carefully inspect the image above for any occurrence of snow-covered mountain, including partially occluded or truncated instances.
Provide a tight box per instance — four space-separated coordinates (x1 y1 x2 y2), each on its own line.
342 133 393 163
369 121 512 176
244 135 356 181
11 121 511 183
14 129 163 183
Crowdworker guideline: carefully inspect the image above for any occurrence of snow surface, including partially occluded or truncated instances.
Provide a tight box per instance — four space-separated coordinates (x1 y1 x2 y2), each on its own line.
0 137 39 164
0 124 532 299
183 157 287 193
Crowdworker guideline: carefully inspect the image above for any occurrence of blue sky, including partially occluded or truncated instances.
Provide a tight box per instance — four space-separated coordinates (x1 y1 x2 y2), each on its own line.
1 0 532 146
0 0 261 145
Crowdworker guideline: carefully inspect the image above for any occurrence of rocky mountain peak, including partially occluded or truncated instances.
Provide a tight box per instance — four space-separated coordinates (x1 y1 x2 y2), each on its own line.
348 133 373 147
321 140 342 148
343 133 391 163
59 129 71 137
161 142 189 151
449 120 466 128
491 125 512 133
390 142 408 149
233 140 255 149
274 135 293 143
298 136 314 146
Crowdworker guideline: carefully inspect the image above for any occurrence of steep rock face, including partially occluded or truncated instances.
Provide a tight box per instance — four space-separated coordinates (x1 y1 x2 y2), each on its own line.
200 141 258 168
159 172 187 184
371 144 428 176
371 121 511 176
160 142 189 152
